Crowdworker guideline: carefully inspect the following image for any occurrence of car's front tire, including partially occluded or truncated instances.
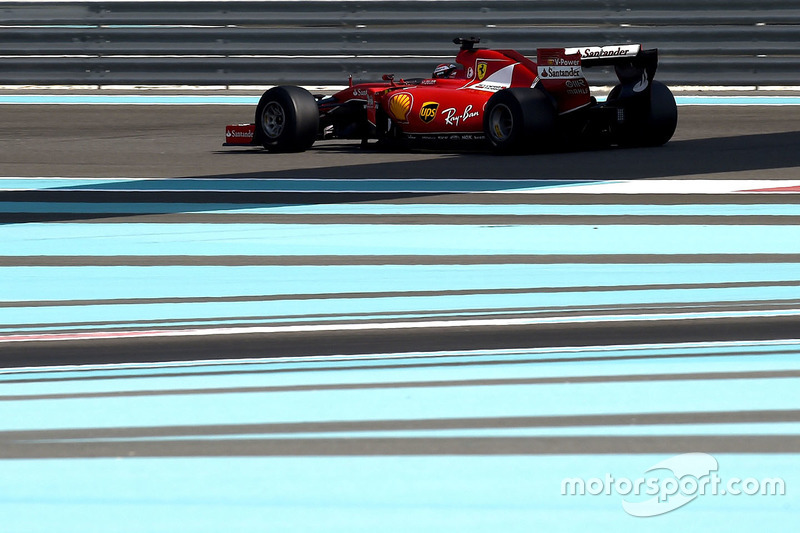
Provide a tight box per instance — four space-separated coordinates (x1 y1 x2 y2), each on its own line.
255 86 319 152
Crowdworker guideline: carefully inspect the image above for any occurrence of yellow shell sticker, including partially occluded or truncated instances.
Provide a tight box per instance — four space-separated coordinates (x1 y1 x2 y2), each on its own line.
388 92 413 123
477 62 488 80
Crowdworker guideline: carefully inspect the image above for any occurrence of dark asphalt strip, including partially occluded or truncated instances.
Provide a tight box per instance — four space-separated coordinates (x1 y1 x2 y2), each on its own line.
0 436 796 458
3 348 800 385
3 410 798 440
2 316 798 367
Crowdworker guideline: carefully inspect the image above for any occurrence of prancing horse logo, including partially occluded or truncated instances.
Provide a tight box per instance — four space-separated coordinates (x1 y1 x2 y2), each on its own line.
477 62 488 80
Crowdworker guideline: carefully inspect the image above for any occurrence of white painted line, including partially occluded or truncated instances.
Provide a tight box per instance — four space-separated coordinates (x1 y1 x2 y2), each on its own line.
506 180 800 195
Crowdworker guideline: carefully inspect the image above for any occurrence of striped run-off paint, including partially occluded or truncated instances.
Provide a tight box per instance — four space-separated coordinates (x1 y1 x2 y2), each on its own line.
1 175 798 531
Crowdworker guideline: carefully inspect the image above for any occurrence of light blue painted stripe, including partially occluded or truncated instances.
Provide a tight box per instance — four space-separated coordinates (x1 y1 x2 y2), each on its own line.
0 177 597 193
676 96 800 106
1 377 798 431
2 94 800 106
1 455 795 532
1 342 796 531
2 223 799 256
0 95 258 105
0 178 136 189
3 345 800 397
32 421 800 439
1 342 799 430
4 285 800 331
594 95 800 105
4 264 799 302
3 308 800 336
5 202 800 216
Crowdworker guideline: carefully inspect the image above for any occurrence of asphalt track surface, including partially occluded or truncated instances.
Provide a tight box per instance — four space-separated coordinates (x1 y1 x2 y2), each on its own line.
1 103 799 531
2 105 800 365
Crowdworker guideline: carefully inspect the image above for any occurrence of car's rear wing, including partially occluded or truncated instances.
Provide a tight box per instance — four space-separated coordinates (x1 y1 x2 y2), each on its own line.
564 45 642 64
564 44 659 96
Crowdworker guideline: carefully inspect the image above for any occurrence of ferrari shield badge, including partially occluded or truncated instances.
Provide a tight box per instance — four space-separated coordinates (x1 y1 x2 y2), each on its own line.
477 62 488 80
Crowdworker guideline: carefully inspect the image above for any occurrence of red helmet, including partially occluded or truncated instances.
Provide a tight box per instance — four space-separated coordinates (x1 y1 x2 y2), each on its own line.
432 63 458 78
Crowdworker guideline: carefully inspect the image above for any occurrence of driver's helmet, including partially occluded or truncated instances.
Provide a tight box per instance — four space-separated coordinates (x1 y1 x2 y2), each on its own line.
432 63 458 79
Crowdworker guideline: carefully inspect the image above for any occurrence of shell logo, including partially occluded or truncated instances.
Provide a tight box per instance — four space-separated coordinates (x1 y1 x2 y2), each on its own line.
387 92 413 123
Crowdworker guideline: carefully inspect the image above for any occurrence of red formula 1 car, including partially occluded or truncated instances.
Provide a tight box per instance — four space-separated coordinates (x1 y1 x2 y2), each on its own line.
224 37 677 153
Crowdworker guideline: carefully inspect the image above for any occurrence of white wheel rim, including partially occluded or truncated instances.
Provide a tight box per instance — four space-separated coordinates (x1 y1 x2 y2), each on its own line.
488 103 514 141
261 101 285 139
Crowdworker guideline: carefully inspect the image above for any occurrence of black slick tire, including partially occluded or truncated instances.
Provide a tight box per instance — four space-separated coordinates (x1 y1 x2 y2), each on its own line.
254 86 320 152
609 80 677 147
483 88 556 154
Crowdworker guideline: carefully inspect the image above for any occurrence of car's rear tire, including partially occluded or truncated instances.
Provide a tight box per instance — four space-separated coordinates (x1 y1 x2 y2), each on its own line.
609 80 677 147
255 86 319 152
483 88 556 153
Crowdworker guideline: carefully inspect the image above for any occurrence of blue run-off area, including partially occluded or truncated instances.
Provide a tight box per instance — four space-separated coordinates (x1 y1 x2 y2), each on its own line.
1 176 799 531
4 222 800 257
4 263 800 333
1 342 799 532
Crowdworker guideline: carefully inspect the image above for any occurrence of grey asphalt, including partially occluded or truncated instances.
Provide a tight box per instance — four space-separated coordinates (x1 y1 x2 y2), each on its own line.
1 104 799 181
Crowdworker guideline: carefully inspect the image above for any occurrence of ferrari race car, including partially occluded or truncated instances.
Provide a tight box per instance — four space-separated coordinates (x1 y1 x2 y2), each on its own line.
224 37 677 153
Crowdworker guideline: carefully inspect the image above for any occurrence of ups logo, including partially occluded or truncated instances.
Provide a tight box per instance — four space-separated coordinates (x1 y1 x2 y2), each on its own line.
419 101 439 123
